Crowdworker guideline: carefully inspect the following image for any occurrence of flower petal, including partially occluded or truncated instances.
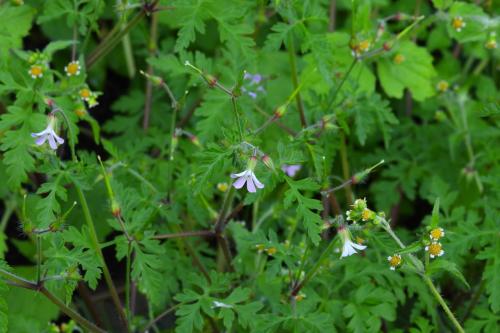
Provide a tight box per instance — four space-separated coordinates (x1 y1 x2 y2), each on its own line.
231 170 248 178
351 242 367 251
232 176 247 189
251 173 264 189
35 134 48 146
246 176 256 193
48 134 58 150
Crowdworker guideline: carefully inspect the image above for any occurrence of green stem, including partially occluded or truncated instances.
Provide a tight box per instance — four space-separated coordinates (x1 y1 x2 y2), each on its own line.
141 303 183 333
36 236 42 284
74 184 129 330
291 237 338 297
326 59 357 110
86 1 157 69
380 220 464 332
339 132 353 205
423 275 465 333
287 35 307 128
0 269 106 333
125 242 132 324
231 96 244 142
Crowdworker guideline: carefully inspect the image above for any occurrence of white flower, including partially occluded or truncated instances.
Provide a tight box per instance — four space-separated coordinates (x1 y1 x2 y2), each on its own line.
230 169 264 193
31 115 64 150
341 238 367 258
212 301 233 309
338 225 366 258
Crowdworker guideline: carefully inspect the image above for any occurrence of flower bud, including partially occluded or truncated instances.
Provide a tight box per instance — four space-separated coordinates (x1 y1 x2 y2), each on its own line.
274 104 287 118
261 155 275 171
111 199 121 217
190 135 201 147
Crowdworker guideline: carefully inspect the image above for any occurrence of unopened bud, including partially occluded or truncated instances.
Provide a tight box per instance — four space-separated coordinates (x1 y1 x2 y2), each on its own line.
140 70 163 86
44 97 54 108
274 104 287 118
204 74 217 87
383 42 391 51
190 135 201 147
261 155 275 171
111 200 121 217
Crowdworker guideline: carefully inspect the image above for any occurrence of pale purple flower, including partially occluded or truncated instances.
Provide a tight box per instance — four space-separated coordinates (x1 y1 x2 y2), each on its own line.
282 164 301 177
242 72 265 99
230 169 264 193
31 115 64 150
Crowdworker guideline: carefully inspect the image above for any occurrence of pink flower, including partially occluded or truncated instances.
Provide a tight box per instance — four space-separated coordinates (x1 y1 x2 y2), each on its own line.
281 164 301 177
230 169 264 193
31 115 64 150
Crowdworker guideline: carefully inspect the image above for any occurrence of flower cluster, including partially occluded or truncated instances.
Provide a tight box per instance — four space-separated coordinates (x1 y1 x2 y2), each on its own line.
387 254 402 270
255 244 277 256
241 72 265 99
345 198 376 223
27 52 49 79
426 227 445 259
351 39 370 58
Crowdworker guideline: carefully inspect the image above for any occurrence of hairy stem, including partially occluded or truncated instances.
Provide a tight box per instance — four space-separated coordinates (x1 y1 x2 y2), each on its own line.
74 185 128 330
0 269 106 333
339 132 353 205
143 11 158 130
287 35 307 128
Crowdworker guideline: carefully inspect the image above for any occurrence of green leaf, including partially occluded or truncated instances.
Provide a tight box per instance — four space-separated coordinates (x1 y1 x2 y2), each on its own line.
284 177 323 245
377 41 436 101
478 242 500 312
0 5 34 60
447 2 488 43
427 259 470 289
430 198 440 229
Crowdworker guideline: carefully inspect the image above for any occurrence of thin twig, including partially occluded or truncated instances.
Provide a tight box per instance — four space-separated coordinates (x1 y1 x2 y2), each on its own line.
153 230 214 240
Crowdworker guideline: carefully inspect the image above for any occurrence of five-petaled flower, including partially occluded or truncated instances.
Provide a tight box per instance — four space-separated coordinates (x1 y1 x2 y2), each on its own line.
29 65 44 79
338 225 367 258
452 16 466 32
281 164 301 177
242 72 265 99
429 227 445 241
387 254 402 270
425 242 444 259
230 156 265 193
65 61 81 76
31 114 64 150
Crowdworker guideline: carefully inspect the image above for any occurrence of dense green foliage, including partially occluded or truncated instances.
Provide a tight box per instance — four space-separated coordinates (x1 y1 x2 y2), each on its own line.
0 0 499 332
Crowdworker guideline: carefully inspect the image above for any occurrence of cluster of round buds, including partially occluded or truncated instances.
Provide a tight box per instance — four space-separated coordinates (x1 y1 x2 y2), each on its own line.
436 80 449 93
425 242 444 259
451 16 466 32
255 244 277 256
387 254 402 270
64 60 81 77
485 32 497 50
27 52 49 79
346 198 367 222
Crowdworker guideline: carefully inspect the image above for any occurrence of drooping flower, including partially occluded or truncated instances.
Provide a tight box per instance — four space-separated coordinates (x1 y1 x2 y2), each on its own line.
387 254 402 270
338 225 366 258
425 242 444 259
64 61 81 76
281 164 301 177
451 16 466 32
429 227 445 241
230 156 265 193
29 64 44 79
31 114 64 150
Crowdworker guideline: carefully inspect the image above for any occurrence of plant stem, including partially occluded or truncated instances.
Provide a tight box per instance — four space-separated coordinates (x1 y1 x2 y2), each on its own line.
231 96 244 142
287 35 306 128
74 184 129 330
326 59 357 110
0 269 106 333
125 242 132 324
291 237 338 297
86 1 158 69
339 132 353 205
141 303 182 333
153 230 214 240
380 220 464 332
423 275 465 333
143 11 158 130
214 187 236 271
36 235 42 284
